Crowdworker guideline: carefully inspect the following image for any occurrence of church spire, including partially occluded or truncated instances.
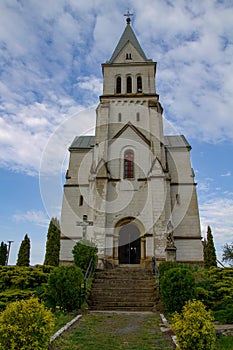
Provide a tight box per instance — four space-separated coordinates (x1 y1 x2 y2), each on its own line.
124 10 133 25
108 14 149 63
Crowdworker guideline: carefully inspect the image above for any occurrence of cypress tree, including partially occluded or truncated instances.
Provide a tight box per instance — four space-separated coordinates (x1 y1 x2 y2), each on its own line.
0 242 7 266
44 218 61 266
203 226 217 268
16 234 30 266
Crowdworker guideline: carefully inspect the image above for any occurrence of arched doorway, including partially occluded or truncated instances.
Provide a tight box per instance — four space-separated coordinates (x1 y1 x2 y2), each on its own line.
118 223 141 264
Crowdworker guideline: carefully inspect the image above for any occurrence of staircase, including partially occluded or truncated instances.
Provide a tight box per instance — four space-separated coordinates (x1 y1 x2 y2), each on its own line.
88 266 157 311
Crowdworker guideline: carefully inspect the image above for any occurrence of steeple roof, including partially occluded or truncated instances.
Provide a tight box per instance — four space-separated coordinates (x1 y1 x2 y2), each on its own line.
108 23 150 63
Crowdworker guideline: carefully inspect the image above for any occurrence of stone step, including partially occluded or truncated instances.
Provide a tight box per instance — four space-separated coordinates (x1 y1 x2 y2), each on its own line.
90 291 156 299
89 267 156 311
92 279 154 287
90 305 155 311
89 296 156 303
89 301 155 308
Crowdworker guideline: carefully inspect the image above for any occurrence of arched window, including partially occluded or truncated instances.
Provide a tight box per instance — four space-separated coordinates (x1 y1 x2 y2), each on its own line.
127 76 132 93
116 77 121 94
124 150 134 179
137 76 142 92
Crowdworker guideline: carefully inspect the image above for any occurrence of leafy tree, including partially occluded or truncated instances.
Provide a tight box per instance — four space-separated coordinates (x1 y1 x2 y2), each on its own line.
222 242 233 266
44 217 61 266
0 241 7 265
72 239 98 272
16 234 30 266
172 300 216 350
0 297 54 350
46 265 84 311
203 226 217 268
160 267 197 313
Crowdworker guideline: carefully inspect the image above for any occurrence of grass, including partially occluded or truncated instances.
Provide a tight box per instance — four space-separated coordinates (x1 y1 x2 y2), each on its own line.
50 312 174 350
53 310 79 333
215 335 233 349
51 311 233 350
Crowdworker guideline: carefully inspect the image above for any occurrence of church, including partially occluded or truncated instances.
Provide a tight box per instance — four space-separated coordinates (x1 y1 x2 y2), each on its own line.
60 15 203 267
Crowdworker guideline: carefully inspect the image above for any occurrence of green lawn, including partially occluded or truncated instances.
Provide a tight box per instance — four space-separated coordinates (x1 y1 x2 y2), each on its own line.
51 311 233 350
50 312 174 350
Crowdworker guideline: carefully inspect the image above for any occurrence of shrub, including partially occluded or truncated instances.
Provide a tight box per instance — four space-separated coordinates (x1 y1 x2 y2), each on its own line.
72 239 98 272
0 297 54 350
172 300 216 350
46 265 84 311
158 261 182 278
160 267 196 313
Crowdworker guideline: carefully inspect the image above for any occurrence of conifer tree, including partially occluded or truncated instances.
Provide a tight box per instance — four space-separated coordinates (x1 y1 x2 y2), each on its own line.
16 234 30 266
44 218 61 266
203 226 217 268
222 242 233 266
0 241 7 265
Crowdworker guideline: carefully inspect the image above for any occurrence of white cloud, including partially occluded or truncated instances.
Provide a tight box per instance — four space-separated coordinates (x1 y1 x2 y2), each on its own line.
200 197 233 248
0 0 232 176
13 210 50 227
221 171 231 177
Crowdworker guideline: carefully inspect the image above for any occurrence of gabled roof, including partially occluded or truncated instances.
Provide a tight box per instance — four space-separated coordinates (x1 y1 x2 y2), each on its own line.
108 24 149 63
164 135 191 150
69 134 191 151
112 122 151 146
69 136 95 150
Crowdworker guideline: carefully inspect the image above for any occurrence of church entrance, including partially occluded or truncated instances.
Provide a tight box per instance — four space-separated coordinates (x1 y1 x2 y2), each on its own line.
118 223 141 264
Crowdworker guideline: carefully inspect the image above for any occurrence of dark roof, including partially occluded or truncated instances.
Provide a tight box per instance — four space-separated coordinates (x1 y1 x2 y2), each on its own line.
108 24 149 63
69 136 95 150
164 135 191 150
69 135 191 150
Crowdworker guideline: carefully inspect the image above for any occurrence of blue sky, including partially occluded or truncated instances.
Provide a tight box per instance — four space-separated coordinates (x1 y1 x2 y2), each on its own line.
0 0 233 265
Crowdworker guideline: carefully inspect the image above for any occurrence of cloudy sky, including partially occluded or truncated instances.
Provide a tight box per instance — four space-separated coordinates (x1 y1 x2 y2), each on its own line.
0 0 232 265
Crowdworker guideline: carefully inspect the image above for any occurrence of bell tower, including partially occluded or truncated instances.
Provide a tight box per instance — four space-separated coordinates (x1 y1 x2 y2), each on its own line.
60 14 203 267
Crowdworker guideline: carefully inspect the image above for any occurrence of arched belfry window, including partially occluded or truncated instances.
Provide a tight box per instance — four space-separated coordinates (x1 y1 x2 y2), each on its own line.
127 76 132 93
124 150 134 179
137 76 142 93
116 77 121 94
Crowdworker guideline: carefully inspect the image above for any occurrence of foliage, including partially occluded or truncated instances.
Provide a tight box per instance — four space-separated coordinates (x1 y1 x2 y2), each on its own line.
203 226 217 268
16 234 31 266
172 300 216 350
160 267 196 313
0 265 53 310
46 265 84 311
44 218 61 266
0 297 54 350
222 242 233 266
72 239 98 272
194 267 233 323
158 261 183 278
0 241 7 265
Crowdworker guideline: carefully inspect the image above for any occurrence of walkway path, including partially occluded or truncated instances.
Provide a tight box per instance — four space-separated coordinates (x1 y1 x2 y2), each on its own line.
50 311 175 350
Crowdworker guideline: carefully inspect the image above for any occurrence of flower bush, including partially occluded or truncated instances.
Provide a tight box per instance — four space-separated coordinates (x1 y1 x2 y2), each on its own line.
0 297 54 350
172 300 216 350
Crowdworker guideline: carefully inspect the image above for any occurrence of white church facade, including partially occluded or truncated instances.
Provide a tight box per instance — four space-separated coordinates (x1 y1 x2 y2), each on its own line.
60 17 203 267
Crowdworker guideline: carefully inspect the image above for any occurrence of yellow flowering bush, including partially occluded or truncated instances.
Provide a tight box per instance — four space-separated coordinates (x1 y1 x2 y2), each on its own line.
172 300 216 350
0 297 54 350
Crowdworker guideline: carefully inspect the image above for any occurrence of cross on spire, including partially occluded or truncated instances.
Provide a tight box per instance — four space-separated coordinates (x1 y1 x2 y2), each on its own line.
124 10 133 24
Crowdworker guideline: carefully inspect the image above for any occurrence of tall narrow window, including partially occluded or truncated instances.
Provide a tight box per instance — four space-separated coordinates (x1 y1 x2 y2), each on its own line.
79 195 83 206
118 113 122 122
127 76 132 93
116 77 121 94
137 76 142 92
136 112 140 122
124 150 134 179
